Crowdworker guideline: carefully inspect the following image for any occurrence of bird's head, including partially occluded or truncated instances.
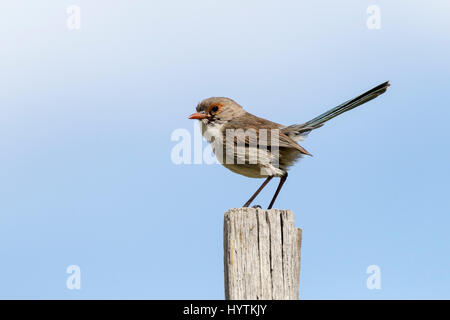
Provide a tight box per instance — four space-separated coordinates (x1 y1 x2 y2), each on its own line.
188 97 245 125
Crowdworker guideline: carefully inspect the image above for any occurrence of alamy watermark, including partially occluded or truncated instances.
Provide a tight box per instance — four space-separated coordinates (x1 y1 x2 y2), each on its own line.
67 5 81 30
366 5 381 30
171 122 281 176
66 265 81 290
366 264 381 290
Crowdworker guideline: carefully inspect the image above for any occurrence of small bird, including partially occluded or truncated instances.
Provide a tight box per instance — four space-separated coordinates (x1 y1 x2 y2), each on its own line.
189 81 390 209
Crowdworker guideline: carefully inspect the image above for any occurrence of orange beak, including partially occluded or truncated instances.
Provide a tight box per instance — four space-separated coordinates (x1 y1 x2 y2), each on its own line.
188 112 208 120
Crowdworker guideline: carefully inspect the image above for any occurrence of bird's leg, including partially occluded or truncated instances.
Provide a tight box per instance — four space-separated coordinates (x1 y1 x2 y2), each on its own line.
267 173 288 209
243 176 273 208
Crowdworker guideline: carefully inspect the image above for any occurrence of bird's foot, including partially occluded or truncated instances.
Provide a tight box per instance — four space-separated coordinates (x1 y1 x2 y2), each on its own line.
252 205 262 209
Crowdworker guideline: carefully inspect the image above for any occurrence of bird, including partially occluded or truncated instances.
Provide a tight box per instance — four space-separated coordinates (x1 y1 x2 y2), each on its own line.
188 81 390 209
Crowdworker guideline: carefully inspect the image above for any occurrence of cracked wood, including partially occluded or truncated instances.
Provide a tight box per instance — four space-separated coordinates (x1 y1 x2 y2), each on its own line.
224 208 302 300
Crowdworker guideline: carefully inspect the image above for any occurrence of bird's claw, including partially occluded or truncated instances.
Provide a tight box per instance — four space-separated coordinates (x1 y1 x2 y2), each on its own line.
252 205 262 209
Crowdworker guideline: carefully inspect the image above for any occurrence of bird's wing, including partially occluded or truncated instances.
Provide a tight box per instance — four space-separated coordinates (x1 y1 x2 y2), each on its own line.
223 113 312 156
278 132 312 156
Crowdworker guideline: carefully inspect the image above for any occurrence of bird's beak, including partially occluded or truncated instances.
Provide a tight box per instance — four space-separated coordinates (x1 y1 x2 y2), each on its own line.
188 112 207 120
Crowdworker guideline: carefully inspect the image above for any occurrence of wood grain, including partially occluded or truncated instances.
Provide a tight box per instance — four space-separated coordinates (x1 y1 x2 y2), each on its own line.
224 208 302 300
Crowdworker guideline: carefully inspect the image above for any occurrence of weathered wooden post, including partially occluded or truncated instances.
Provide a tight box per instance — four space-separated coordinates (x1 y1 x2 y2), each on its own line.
224 207 302 300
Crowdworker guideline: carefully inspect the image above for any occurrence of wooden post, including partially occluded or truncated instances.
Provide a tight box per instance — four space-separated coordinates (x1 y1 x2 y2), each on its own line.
224 207 302 300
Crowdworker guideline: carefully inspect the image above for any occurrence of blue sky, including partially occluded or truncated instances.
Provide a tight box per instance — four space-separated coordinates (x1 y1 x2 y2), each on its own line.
0 1 449 299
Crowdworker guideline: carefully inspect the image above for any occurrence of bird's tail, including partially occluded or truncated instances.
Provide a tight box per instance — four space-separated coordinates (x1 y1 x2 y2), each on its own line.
283 81 390 138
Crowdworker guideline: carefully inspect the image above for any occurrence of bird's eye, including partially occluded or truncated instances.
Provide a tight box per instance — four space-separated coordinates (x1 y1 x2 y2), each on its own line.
211 106 219 113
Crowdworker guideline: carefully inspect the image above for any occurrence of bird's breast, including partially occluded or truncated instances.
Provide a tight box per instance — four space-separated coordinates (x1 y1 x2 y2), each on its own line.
200 120 225 143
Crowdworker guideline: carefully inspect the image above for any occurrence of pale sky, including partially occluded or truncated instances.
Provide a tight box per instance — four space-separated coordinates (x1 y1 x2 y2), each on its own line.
0 1 449 299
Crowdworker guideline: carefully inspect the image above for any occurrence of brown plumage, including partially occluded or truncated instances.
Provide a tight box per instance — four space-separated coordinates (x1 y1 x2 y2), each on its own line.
189 81 390 209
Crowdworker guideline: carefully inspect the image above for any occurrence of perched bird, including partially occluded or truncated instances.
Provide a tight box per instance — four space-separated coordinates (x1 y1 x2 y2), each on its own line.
189 81 390 209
